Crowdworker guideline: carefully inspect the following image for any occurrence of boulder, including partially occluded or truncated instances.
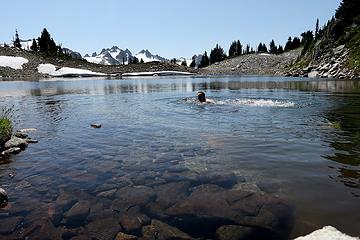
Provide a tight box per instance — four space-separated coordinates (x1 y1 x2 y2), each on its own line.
14 132 28 139
56 189 78 211
1 147 21 156
142 219 193 240
64 200 91 227
308 71 320 78
86 217 121 240
115 232 137 240
112 186 156 211
4 136 28 149
216 225 257 240
0 187 8 208
118 212 150 232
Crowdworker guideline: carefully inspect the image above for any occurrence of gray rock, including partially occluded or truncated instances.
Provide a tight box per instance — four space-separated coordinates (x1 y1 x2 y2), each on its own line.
26 139 39 144
0 187 8 208
142 219 193 240
216 225 257 240
308 71 320 78
91 123 102 128
14 132 28 139
1 147 21 156
86 217 121 240
5 136 28 149
64 200 91 227
115 232 137 240
0 216 23 234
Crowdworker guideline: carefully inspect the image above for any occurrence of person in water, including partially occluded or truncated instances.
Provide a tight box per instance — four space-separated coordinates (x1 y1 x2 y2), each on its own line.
197 91 206 103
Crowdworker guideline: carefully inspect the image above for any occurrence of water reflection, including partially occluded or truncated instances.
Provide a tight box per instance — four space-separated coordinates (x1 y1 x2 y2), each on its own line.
325 95 360 191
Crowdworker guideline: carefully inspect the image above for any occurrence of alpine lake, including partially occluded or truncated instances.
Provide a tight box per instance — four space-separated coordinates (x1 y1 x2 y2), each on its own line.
0 75 359 239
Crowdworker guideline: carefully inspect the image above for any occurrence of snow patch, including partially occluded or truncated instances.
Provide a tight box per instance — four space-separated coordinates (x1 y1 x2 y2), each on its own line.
122 71 194 77
0 56 29 70
295 226 359 240
37 63 106 77
259 53 271 56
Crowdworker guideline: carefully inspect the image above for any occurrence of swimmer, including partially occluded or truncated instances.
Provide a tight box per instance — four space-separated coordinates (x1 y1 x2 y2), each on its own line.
197 91 206 103
197 91 215 104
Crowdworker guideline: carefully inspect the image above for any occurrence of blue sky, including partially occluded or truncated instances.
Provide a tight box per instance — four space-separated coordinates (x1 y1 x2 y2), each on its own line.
0 0 341 58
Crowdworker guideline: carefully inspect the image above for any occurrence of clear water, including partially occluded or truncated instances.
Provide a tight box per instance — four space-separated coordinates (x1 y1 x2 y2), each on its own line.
0 76 359 238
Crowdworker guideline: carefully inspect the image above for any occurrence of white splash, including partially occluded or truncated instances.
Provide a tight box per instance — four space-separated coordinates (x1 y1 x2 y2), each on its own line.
185 98 295 108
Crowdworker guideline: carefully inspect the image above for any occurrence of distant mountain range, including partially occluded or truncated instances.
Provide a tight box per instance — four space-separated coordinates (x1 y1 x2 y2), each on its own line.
84 46 170 65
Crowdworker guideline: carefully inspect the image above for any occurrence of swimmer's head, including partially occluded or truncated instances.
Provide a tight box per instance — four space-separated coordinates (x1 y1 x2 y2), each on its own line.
197 91 206 103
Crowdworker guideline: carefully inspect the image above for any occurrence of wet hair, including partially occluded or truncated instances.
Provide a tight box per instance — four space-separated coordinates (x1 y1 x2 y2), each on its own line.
197 91 206 103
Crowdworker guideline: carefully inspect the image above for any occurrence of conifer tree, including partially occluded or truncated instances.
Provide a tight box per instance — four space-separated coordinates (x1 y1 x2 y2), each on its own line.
269 40 277 54
190 55 196 68
229 41 237 57
236 40 242 56
140 58 144 64
315 18 319 40
276 45 284 55
210 44 225 64
199 51 210 68
30 38 38 52
181 60 187 67
14 29 22 48
284 37 292 51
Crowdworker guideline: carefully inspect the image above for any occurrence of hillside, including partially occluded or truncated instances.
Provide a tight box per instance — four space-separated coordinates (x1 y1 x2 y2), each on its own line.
199 48 301 76
0 46 193 80
287 0 360 79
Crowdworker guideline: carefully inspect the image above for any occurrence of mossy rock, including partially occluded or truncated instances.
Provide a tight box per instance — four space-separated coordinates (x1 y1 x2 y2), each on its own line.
0 118 13 147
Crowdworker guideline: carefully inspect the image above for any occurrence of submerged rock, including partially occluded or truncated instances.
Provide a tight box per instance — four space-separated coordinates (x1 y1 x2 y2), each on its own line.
119 212 150 232
0 187 8 208
142 219 193 240
216 225 257 240
115 232 137 240
86 217 121 240
14 132 28 139
0 216 23 234
64 200 91 227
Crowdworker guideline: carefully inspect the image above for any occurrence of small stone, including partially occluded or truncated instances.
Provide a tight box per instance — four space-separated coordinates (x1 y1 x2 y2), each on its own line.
91 123 102 128
119 212 150 232
14 132 28 139
0 187 9 208
26 139 39 144
86 217 121 240
115 232 138 240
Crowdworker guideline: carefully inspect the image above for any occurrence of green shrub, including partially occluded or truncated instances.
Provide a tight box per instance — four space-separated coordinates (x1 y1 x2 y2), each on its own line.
0 107 14 147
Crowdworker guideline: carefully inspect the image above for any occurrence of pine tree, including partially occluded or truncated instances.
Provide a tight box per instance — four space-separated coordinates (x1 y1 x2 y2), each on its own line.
245 45 250 54
181 60 187 67
132 57 139 64
140 58 144 64
284 37 292 51
39 28 51 52
210 44 225 64
269 40 277 54
14 29 22 48
190 55 196 68
199 51 210 68
292 37 301 49
262 43 268 53
229 41 236 57
315 19 319 40
276 45 284 55
30 38 38 52
236 40 242 56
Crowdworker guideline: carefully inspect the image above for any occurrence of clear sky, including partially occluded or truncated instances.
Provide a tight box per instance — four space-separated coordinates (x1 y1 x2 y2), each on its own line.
0 0 341 59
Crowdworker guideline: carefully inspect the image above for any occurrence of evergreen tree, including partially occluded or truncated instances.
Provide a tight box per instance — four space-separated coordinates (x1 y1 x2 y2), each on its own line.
236 40 242 56
284 37 292 51
257 43 263 53
210 44 225 64
38 28 58 54
181 60 187 67
292 37 301 49
245 44 250 54
315 18 319 40
14 29 22 48
190 55 196 68
229 41 237 57
262 43 268 53
140 58 144 64
276 45 284 55
30 38 38 52
132 57 139 64
199 51 209 68
269 40 277 54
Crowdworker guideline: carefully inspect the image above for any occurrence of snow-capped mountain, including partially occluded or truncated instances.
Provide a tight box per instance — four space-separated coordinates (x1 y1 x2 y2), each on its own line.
135 49 168 63
84 46 133 65
176 55 203 67
84 47 168 65
63 48 82 60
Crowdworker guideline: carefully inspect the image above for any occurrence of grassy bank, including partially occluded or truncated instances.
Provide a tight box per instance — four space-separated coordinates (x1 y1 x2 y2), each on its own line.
0 107 13 148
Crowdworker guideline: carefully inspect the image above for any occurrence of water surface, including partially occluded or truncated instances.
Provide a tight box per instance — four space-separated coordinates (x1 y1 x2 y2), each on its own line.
0 76 359 238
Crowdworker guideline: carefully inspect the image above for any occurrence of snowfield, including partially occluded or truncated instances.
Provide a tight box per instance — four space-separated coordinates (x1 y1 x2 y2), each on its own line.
295 226 359 240
122 71 194 77
37 64 106 77
0 56 29 70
